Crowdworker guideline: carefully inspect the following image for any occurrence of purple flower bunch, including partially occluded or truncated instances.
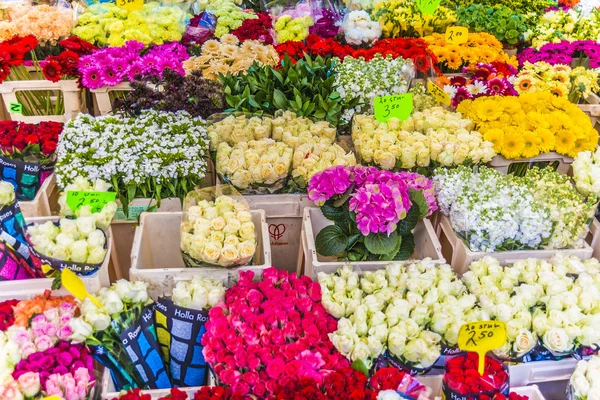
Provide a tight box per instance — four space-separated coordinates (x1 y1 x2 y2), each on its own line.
12 341 95 390
309 8 342 38
518 40 600 68
78 41 189 89
308 166 436 236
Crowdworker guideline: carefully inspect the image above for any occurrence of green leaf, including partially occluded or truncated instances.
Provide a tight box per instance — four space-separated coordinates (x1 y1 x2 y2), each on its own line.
397 202 419 235
409 189 429 220
321 199 349 222
351 359 370 376
364 230 399 255
377 235 402 261
348 233 362 248
394 233 416 260
273 89 287 109
315 225 348 256
51 274 62 290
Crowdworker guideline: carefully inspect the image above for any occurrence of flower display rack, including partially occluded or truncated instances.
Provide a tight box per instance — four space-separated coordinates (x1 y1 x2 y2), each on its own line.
437 214 594 275
19 173 58 219
0 79 82 123
488 152 574 175
578 93 600 133
297 207 445 278
129 211 272 299
90 82 133 116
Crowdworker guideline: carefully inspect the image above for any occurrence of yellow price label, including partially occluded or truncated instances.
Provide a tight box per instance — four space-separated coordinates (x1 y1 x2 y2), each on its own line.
445 27 469 45
427 81 451 106
116 0 143 11
458 321 506 375
43 396 63 400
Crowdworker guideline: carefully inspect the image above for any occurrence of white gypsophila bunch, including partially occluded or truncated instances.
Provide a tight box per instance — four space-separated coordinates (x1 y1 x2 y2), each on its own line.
180 195 256 267
320 259 482 368
570 356 600 399
334 54 414 125
207 114 272 151
342 10 381 46
352 108 496 170
58 177 117 230
215 139 293 191
171 277 226 309
27 218 107 264
291 141 356 189
573 147 600 198
271 111 337 149
69 280 150 342
55 110 208 204
433 166 552 252
0 181 15 207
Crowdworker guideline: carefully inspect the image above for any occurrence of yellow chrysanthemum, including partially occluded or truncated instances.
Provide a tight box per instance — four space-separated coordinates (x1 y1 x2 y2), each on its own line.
522 130 541 158
535 128 556 153
475 99 503 122
555 129 576 155
483 129 504 152
502 131 525 159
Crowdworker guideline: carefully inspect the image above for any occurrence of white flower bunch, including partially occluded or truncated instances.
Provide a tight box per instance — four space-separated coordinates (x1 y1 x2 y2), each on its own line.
464 255 600 358
181 195 256 267
171 277 226 309
58 177 118 231
352 109 496 170
0 181 15 207
342 10 381 46
216 139 293 192
570 356 600 399
207 114 272 151
27 218 107 264
56 110 208 209
0 331 20 381
334 54 414 125
271 111 337 149
573 147 600 199
291 142 357 189
69 280 150 342
320 260 483 368
434 166 553 252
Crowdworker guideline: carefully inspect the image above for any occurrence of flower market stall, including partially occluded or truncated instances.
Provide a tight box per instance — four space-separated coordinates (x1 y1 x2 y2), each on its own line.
3 0 600 399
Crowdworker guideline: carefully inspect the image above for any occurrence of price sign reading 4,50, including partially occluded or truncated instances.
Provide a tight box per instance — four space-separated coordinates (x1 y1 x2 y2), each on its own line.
116 0 143 11
458 321 507 375
445 27 469 45
416 0 441 15
373 93 413 123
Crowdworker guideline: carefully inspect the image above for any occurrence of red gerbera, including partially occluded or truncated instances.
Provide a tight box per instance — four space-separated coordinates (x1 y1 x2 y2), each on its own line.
42 59 63 82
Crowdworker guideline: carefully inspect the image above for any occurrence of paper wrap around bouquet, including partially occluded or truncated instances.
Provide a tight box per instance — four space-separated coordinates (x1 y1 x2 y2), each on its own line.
181 185 257 269
0 156 53 201
25 221 107 277
0 239 37 281
0 198 33 265
494 339 571 364
442 354 510 400
155 298 209 387
381 350 437 376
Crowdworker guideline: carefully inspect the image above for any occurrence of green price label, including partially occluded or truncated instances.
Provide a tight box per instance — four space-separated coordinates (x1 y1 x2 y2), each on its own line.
373 93 413 123
115 205 148 221
66 191 116 213
9 102 22 114
416 0 441 15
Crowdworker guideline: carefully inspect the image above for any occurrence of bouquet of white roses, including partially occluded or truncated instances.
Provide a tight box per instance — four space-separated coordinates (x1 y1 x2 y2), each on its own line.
569 356 600 399
352 108 496 171
321 260 483 370
342 10 382 46
291 142 357 190
56 110 209 218
215 139 293 193
58 177 118 231
171 277 226 309
334 55 414 125
26 218 107 265
181 190 256 268
271 111 337 149
207 114 272 152
573 147 600 200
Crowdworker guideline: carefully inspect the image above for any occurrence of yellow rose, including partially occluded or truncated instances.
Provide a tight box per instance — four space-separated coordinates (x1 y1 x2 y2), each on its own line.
220 244 240 263
237 211 252 223
202 241 222 264
209 231 225 244
224 218 242 234
239 221 255 241
224 235 240 246
210 216 226 231
238 240 256 259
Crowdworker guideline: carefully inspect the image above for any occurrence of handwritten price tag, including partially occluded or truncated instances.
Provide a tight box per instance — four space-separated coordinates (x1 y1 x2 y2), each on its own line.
416 0 441 15
427 81 451 106
458 321 507 375
66 191 117 213
373 93 413 123
116 0 143 11
445 26 469 45
9 102 22 114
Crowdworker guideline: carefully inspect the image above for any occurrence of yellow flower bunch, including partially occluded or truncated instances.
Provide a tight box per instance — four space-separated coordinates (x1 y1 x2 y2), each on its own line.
457 92 598 159
72 2 186 47
205 0 257 38
515 62 600 103
424 32 518 71
374 0 456 38
0 4 72 44
184 34 279 79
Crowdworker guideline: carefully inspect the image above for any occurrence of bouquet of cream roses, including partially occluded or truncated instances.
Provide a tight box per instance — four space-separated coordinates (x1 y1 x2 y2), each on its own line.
181 188 256 268
271 111 337 149
171 277 226 309
291 142 357 190
569 356 600 399
58 177 118 231
573 147 600 200
207 114 272 151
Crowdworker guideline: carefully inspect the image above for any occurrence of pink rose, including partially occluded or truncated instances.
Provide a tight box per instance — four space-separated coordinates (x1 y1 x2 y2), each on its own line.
247 355 261 370
219 369 241 386
242 371 259 386
44 308 59 321
76 382 88 399
74 367 90 386
0 380 24 400
269 328 284 345
208 318 228 337
44 322 58 337
232 381 250 396
252 380 267 397
12 329 31 345
34 335 53 352
44 377 60 395
246 289 263 306
17 372 41 397
57 325 73 341
308 282 322 301
21 342 36 358
60 314 72 324
266 358 285 379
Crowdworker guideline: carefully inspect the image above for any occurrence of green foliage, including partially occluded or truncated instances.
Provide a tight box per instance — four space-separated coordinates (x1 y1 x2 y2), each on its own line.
450 0 551 15
456 4 537 46
219 54 344 126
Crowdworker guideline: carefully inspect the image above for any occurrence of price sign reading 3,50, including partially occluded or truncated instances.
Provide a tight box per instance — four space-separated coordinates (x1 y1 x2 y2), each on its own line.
458 321 507 375
116 0 143 11
373 93 413 123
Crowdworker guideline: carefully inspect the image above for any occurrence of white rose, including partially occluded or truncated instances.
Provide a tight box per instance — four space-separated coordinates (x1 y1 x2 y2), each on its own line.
86 312 110 331
202 241 222 264
172 285 191 307
208 287 225 307
513 328 536 356
330 332 356 355
543 327 574 353
238 240 256 260
103 290 124 315
403 338 428 363
55 232 75 248
367 336 384 358
87 246 106 264
69 318 93 343
70 240 89 263
131 281 148 303
113 280 133 300
75 216 96 237
239 221 255 241
0 181 15 205
570 372 590 398
190 286 208 309
377 391 402 400
210 217 226 231
350 340 370 361
87 230 106 248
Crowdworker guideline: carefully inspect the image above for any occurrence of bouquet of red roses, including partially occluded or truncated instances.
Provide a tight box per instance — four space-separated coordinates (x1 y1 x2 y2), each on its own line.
0 299 18 330
443 353 510 399
0 120 61 162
